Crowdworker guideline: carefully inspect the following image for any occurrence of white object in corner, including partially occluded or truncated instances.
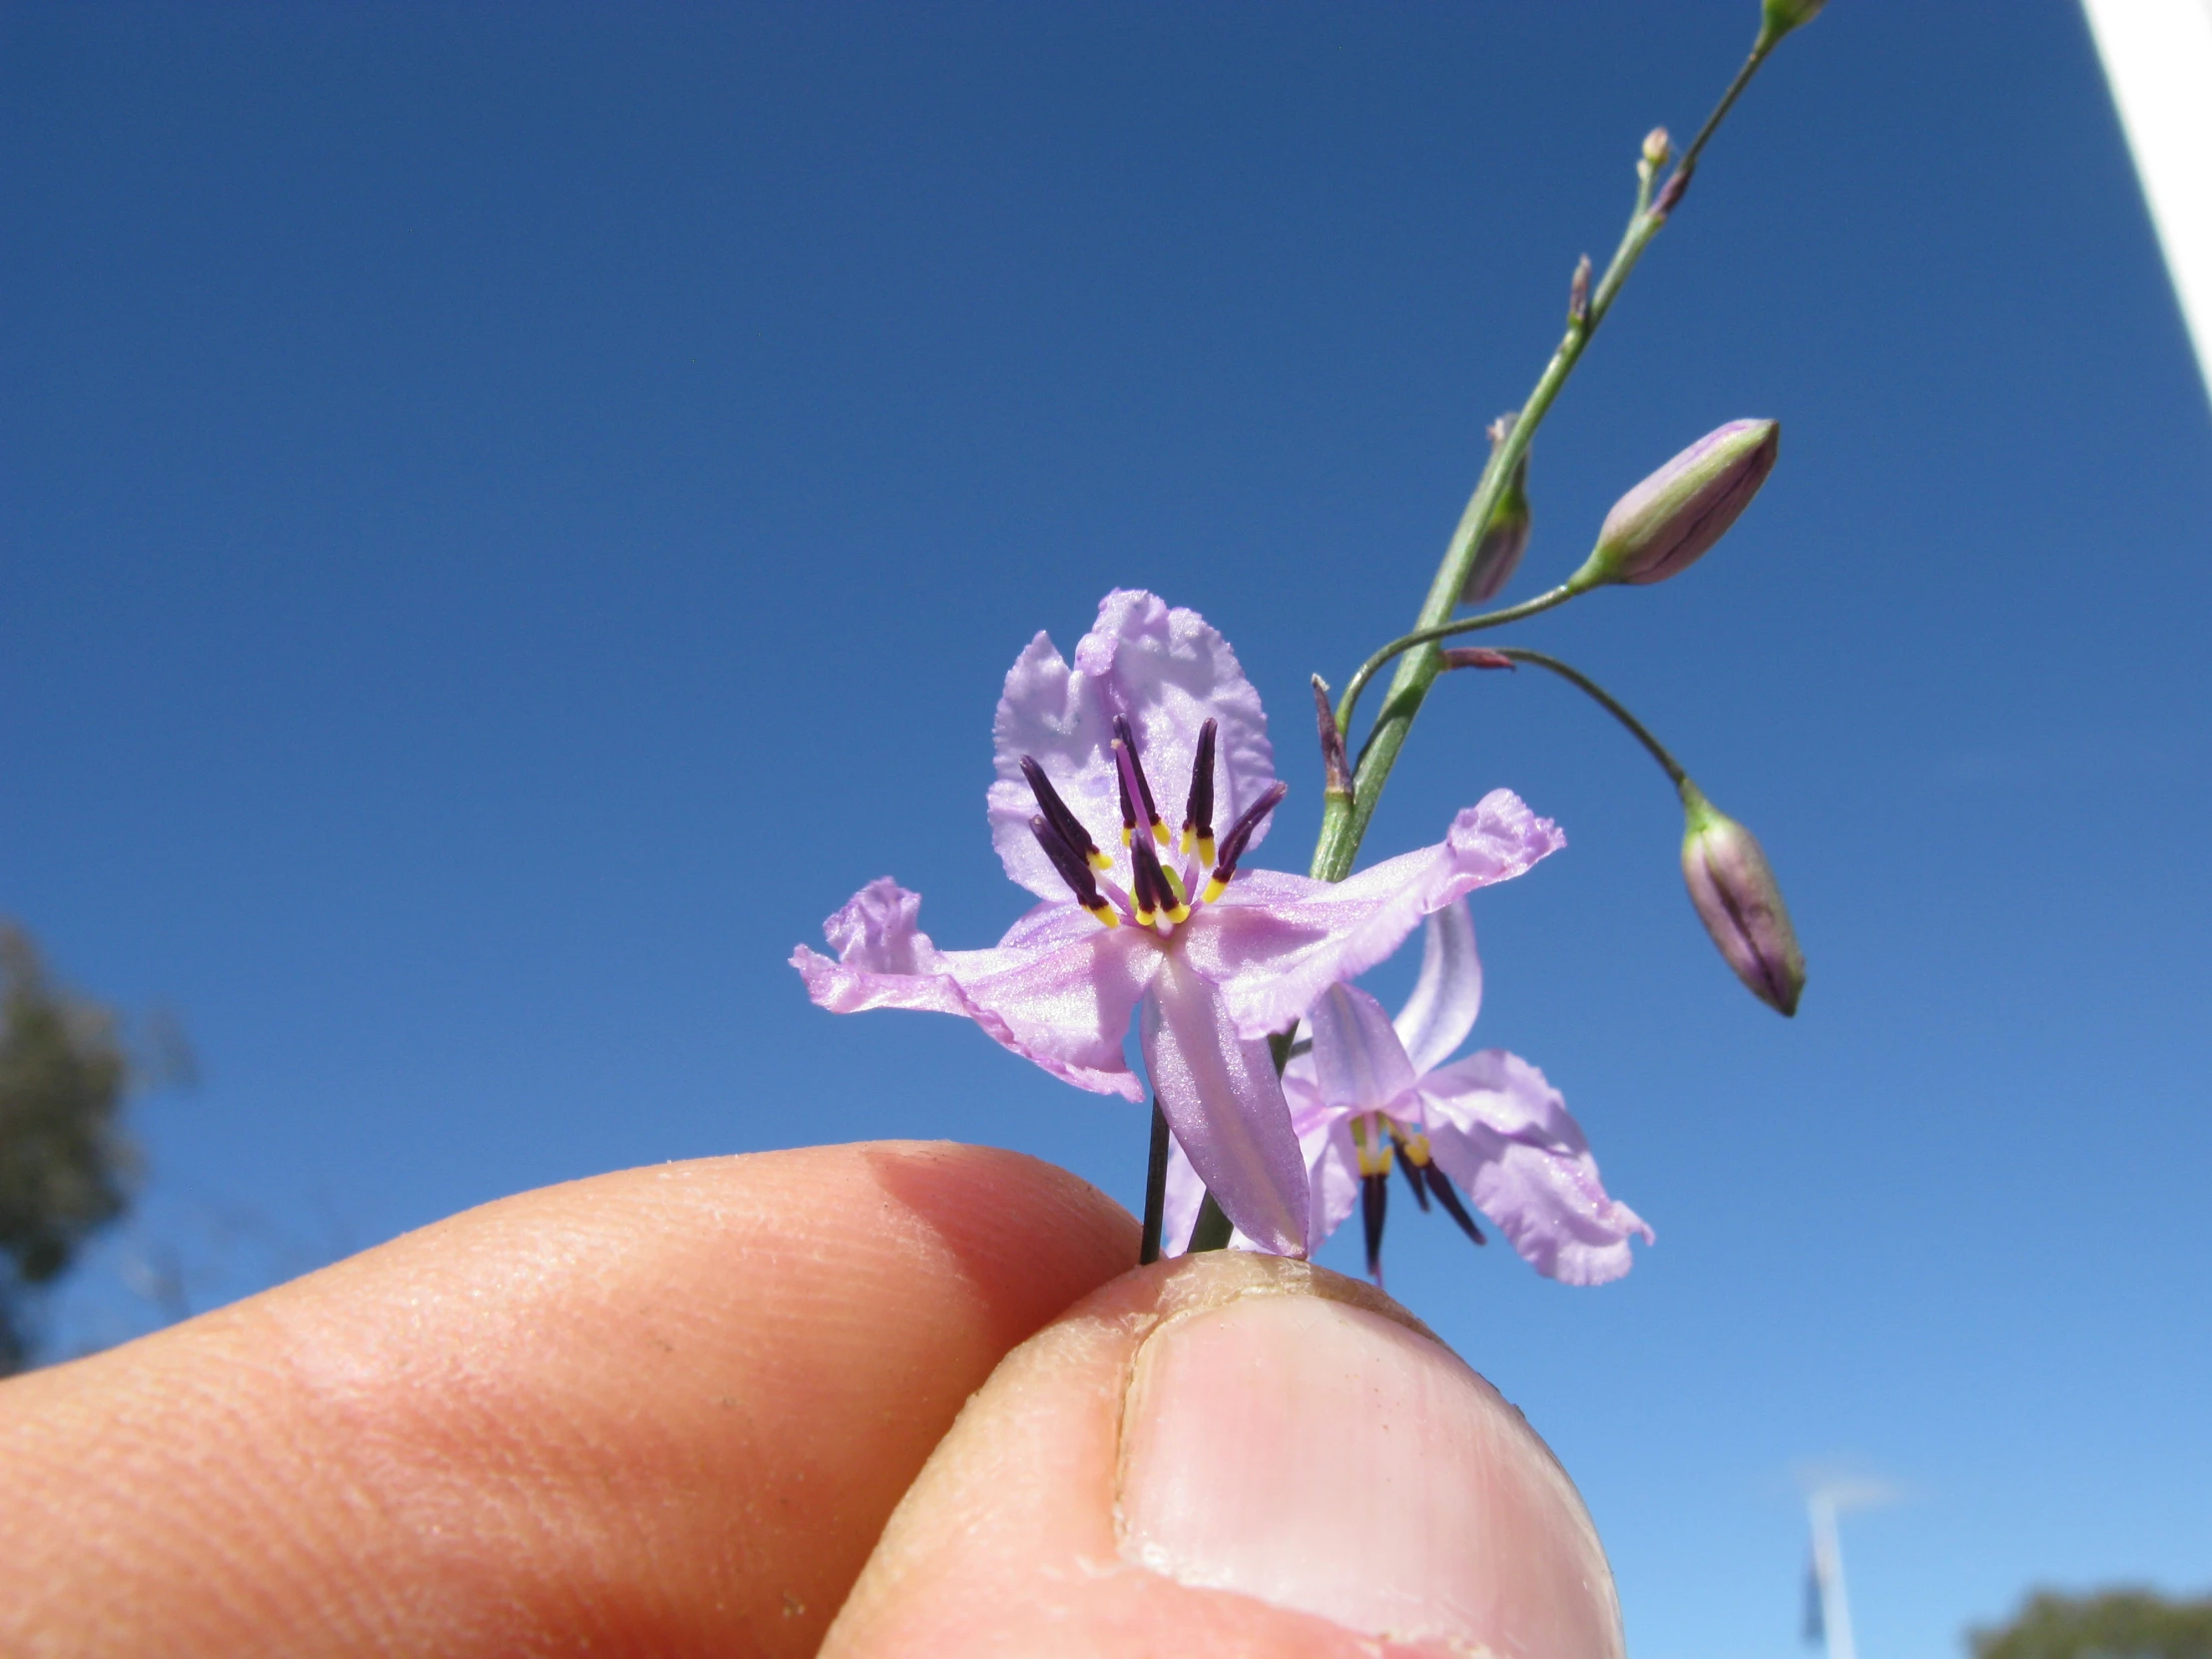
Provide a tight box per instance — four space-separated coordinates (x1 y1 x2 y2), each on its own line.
2080 0 2212 407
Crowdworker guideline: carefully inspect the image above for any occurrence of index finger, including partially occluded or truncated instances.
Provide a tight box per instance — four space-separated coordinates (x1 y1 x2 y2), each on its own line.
0 1141 1138 1657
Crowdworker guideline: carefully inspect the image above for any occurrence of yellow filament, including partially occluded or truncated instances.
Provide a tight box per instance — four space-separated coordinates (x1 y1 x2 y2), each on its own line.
1150 820 1171 847
1201 874 1229 904
1121 826 1133 848
1087 848 1114 871
1085 900 1120 929
1198 833 1217 867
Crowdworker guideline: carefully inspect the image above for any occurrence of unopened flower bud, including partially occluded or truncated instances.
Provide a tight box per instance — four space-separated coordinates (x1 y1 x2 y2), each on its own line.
1441 647 1514 671
1641 127 1672 172
1568 418 1779 590
1680 783 1804 1016
1758 0 1828 47
1460 413 1533 605
1312 675 1354 804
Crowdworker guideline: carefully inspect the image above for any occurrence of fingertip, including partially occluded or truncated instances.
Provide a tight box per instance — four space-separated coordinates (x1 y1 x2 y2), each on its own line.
829 1252 1623 1659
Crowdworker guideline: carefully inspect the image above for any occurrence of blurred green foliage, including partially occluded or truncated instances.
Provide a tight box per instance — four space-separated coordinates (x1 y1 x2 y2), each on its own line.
0 924 141 1374
1971 1589 2212 1659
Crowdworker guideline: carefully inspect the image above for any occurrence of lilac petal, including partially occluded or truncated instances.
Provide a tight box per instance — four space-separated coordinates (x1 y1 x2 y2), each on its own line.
1139 953 1309 1257
1417 1050 1653 1287
1160 1139 1211 1256
1300 1112 1364 1251
792 879 1159 1101
1182 791 1564 1040
1392 897 1483 1074
1309 983 1420 1116
1162 1101 1353 1256
988 591 1276 900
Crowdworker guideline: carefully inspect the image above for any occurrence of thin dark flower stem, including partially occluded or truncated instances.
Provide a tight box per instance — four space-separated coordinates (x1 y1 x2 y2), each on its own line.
1139 1099 1172 1266
1480 647 1689 788
1308 35 1779 886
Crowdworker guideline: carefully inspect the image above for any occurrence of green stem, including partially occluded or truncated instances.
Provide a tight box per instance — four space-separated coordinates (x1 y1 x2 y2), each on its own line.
1335 583 1581 765
1189 1192 1234 1253
1306 36 1779 887
1480 647 1688 787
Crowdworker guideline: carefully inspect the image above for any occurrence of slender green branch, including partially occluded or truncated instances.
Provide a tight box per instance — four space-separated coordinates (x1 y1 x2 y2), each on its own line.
1477 647 1687 787
1335 582 1580 764
1306 35 1781 887
1667 41 1772 201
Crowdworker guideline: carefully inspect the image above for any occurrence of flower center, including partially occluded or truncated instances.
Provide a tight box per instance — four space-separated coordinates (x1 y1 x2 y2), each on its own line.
1350 1111 1487 1284
1020 716 1285 935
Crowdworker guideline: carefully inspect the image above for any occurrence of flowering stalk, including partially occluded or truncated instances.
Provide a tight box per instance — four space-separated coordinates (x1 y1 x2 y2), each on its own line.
1310 29 1791 887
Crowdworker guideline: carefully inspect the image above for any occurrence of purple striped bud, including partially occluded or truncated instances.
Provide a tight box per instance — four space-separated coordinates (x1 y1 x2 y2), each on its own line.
1569 419 1780 590
1680 783 1805 1016
1460 413 1532 605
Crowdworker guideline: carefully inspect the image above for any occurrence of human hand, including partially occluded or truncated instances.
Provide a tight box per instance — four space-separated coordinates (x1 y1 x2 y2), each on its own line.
0 1143 1623 1657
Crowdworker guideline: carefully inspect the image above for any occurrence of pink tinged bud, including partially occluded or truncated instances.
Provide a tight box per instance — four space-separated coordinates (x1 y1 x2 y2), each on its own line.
1570 418 1779 590
1679 784 1805 1016
1440 648 1514 671
1641 127 1672 171
1459 413 1533 605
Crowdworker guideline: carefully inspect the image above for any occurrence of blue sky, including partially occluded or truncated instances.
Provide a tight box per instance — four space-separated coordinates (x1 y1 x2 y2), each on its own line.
5 3 2209 1654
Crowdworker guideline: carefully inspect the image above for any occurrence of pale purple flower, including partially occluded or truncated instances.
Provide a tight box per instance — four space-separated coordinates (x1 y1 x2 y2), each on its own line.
793 590 1564 1257
1163 897 1651 1286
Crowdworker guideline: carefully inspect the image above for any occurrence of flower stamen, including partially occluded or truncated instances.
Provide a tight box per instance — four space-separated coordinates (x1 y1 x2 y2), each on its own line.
1361 1168 1389 1286
1021 755 1113 873
1112 717 1170 847
1422 1165 1487 1248
1026 814 1120 928
1200 781 1289 903
1128 827 1189 926
1179 718 1218 864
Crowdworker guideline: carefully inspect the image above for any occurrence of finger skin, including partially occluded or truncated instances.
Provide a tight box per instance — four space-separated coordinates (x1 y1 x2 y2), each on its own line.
826 1251 1621 1659
0 1143 1138 1658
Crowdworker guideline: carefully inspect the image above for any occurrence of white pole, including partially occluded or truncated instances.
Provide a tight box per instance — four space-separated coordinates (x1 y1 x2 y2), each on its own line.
1808 1490 1859 1659
2079 0 2212 409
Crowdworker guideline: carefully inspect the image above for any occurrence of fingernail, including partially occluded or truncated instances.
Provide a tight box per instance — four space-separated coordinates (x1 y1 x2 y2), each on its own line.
1117 1290 1623 1658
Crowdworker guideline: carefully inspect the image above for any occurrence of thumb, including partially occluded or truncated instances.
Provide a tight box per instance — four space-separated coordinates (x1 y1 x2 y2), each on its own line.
825 1252 1625 1659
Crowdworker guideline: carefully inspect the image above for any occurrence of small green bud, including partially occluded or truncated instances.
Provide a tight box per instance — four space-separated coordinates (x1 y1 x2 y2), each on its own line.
1568 418 1779 591
1680 783 1805 1016
1758 0 1828 48
1461 413 1532 605
1641 127 1672 174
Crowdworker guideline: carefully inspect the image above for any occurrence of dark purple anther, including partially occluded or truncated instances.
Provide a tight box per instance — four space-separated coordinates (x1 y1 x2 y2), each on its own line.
1423 1165 1488 1247
1027 815 1100 907
1021 755 1106 870
1112 716 1163 836
1180 718 1217 853
1362 1170 1388 1286
1394 1145 1431 1213
1208 781 1289 886
1127 821 1181 921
